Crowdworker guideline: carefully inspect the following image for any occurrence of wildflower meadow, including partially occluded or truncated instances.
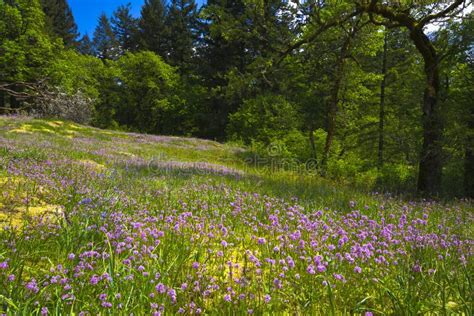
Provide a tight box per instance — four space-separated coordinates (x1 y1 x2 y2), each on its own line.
0 116 472 315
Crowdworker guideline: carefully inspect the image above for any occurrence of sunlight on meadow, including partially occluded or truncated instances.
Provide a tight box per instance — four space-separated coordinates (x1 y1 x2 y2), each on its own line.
0 117 472 315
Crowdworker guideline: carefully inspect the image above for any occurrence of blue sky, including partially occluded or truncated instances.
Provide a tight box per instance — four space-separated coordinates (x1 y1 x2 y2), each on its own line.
69 0 205 36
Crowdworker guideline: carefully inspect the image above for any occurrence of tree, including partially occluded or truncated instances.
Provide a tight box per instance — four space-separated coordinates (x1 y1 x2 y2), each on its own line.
228 94 301 145
78 34 93 55
48 49 104 99
0 0 57 112
196 0 247 138
355 0 469 194
320 21 363 173
92 13 119 60
377 30 388 169
465 76 474 197
198 0 296 139
228 94 308 159
376 28 423 165
165 0 199 70
138 0 169 57
111 3 140 54
40 0 79 47
109 51 181 134
438 16 474 197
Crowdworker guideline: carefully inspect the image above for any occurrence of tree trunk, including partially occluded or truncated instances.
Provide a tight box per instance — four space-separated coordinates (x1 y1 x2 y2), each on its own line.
321 36 351 173
410 29 443 195
358 1 466 195
0 91 5 114
309 128 317 161
378 32 388 169
10 94 19 109
320 61 343 174
465 104 474 198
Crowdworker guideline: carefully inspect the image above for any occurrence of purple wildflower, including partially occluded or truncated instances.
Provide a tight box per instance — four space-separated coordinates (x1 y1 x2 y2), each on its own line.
26 279 39 293
90 275 99 285
264 294 271 303
156 283 166 294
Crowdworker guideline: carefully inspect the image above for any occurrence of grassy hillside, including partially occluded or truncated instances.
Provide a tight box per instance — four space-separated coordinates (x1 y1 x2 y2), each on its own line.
0 116 472 315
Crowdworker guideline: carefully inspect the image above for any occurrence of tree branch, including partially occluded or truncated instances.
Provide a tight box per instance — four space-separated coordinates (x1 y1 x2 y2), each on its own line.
0 79 52 102
356 1 420 30
418 0 466 27
275 8 361 66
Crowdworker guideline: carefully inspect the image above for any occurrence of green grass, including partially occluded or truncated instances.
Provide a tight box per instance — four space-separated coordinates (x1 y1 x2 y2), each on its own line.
0 116 472 315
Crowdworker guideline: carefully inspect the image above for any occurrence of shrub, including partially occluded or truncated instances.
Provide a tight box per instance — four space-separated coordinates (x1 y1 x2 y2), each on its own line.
228 94 302 145
37 89 94 124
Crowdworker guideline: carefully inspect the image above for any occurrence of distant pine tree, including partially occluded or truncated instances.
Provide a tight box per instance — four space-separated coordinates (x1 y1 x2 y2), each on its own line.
92 14 119 60
40 0 79 47
199 0 247 79
111 3 140 55
78 34 93 55
165 0 199 71
138 0 169 58
196 0 295 139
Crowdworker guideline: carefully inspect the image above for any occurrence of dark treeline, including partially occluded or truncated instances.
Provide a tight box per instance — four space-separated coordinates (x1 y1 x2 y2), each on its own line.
0 0 472 197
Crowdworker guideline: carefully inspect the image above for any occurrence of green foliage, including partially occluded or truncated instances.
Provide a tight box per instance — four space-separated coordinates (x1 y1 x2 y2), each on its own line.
0 0 58 83
0 0 471 197
92 14 119 60
82 60 121 129
228 95 313 161
138 0 168 56
48 49 104 99
165 0 199 70
197 0 296 139
111 3 140 54
99 51 182 134
40 0 79 47
228 94 300 145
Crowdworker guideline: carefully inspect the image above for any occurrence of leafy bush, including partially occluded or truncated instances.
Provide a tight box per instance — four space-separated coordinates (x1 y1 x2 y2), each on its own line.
228 94 302 145
229 95 313 169
377 163 417 193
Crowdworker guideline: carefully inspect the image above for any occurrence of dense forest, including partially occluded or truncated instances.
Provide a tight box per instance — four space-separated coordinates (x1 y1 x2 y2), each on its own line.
0 0 472 197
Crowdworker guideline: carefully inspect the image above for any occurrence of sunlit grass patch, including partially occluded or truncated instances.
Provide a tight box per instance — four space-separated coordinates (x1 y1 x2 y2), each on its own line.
78 159 107 172
0 204 63 228
0 173 62 228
